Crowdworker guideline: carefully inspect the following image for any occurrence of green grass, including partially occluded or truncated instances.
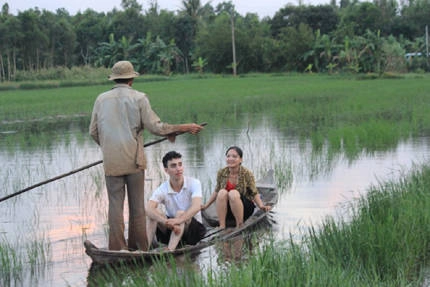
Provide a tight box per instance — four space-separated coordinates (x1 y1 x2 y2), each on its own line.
1 73 430 162
2 73 430 134
304 164 430 285
26 234 51 274
1 73 430 158
0 238 23 287
0 231 51 286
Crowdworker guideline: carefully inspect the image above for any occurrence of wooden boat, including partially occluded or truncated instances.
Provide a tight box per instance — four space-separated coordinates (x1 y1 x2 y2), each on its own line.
84 169 277 265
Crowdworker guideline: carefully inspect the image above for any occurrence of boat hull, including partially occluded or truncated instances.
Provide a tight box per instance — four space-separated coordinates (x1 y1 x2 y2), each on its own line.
84 170 277 265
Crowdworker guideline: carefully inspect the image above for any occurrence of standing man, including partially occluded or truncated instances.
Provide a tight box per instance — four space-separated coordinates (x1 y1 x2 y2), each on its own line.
146 151 206 251
89 61 203 251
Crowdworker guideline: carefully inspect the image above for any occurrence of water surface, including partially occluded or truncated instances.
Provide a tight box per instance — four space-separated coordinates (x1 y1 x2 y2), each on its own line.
1 120 430 286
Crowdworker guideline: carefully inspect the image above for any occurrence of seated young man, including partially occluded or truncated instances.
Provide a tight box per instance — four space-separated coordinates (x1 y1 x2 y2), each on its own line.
146 151 206 251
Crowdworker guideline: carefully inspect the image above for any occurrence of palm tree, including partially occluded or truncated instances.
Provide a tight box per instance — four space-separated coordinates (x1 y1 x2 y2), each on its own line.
158 39 182 75
181 0 202 19
178 0 203 73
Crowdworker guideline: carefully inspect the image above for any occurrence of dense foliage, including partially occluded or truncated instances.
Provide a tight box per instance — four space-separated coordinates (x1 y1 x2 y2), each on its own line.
0 0 429 81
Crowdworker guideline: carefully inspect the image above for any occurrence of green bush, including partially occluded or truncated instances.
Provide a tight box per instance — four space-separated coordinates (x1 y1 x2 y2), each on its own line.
13 66 110 82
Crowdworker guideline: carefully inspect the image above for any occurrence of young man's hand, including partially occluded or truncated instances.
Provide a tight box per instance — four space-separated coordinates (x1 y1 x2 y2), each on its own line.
165 218 182 235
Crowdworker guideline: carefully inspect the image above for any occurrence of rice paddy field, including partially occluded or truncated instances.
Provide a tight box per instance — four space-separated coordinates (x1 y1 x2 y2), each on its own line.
1 73 430 286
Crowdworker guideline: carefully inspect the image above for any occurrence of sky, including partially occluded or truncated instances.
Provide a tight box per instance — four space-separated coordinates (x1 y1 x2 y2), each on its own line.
3 0 328 19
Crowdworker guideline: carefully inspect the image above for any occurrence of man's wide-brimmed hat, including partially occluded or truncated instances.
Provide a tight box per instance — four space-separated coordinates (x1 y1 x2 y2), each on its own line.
108 61 139 80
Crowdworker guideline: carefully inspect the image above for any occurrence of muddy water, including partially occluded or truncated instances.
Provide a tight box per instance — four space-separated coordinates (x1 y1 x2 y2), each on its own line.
1 121 430 286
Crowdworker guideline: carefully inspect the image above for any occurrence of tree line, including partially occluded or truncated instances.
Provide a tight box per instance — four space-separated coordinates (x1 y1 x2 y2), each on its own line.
0 0 429 81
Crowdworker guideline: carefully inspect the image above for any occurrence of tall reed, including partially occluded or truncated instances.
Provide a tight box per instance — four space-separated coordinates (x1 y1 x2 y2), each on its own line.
305 164 430 285
0 237 23 286
26 233 51 275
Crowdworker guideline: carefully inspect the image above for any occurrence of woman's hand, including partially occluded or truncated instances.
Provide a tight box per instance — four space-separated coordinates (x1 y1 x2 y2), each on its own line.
259 205 272 212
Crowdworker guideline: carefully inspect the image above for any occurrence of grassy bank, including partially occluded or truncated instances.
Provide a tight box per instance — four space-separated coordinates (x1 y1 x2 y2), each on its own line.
1 73 430 156
2 73 430 124
0 66 175 91
87 164 430 286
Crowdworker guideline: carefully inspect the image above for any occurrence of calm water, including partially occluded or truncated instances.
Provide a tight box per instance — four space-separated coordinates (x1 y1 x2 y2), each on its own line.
1 120 430 286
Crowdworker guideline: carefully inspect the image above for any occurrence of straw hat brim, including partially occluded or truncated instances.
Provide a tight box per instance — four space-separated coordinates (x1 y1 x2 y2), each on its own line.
108 71 139 81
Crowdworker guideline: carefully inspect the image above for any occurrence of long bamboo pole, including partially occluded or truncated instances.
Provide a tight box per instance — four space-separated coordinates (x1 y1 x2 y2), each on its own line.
0 123 207 203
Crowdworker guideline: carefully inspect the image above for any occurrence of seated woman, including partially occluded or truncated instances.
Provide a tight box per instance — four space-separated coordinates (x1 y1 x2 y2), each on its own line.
201 146 271 229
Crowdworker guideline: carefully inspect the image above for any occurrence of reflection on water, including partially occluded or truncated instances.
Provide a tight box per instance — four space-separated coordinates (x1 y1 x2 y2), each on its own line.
278 136 430 240
213 230 262 265
1 120 430 286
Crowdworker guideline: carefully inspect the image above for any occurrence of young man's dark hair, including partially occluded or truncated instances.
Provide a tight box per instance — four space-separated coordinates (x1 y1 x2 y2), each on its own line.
162 151 182 168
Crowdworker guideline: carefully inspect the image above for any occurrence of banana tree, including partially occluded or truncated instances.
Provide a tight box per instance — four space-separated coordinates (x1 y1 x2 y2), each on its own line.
191 56 207 74
94 33 133 68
